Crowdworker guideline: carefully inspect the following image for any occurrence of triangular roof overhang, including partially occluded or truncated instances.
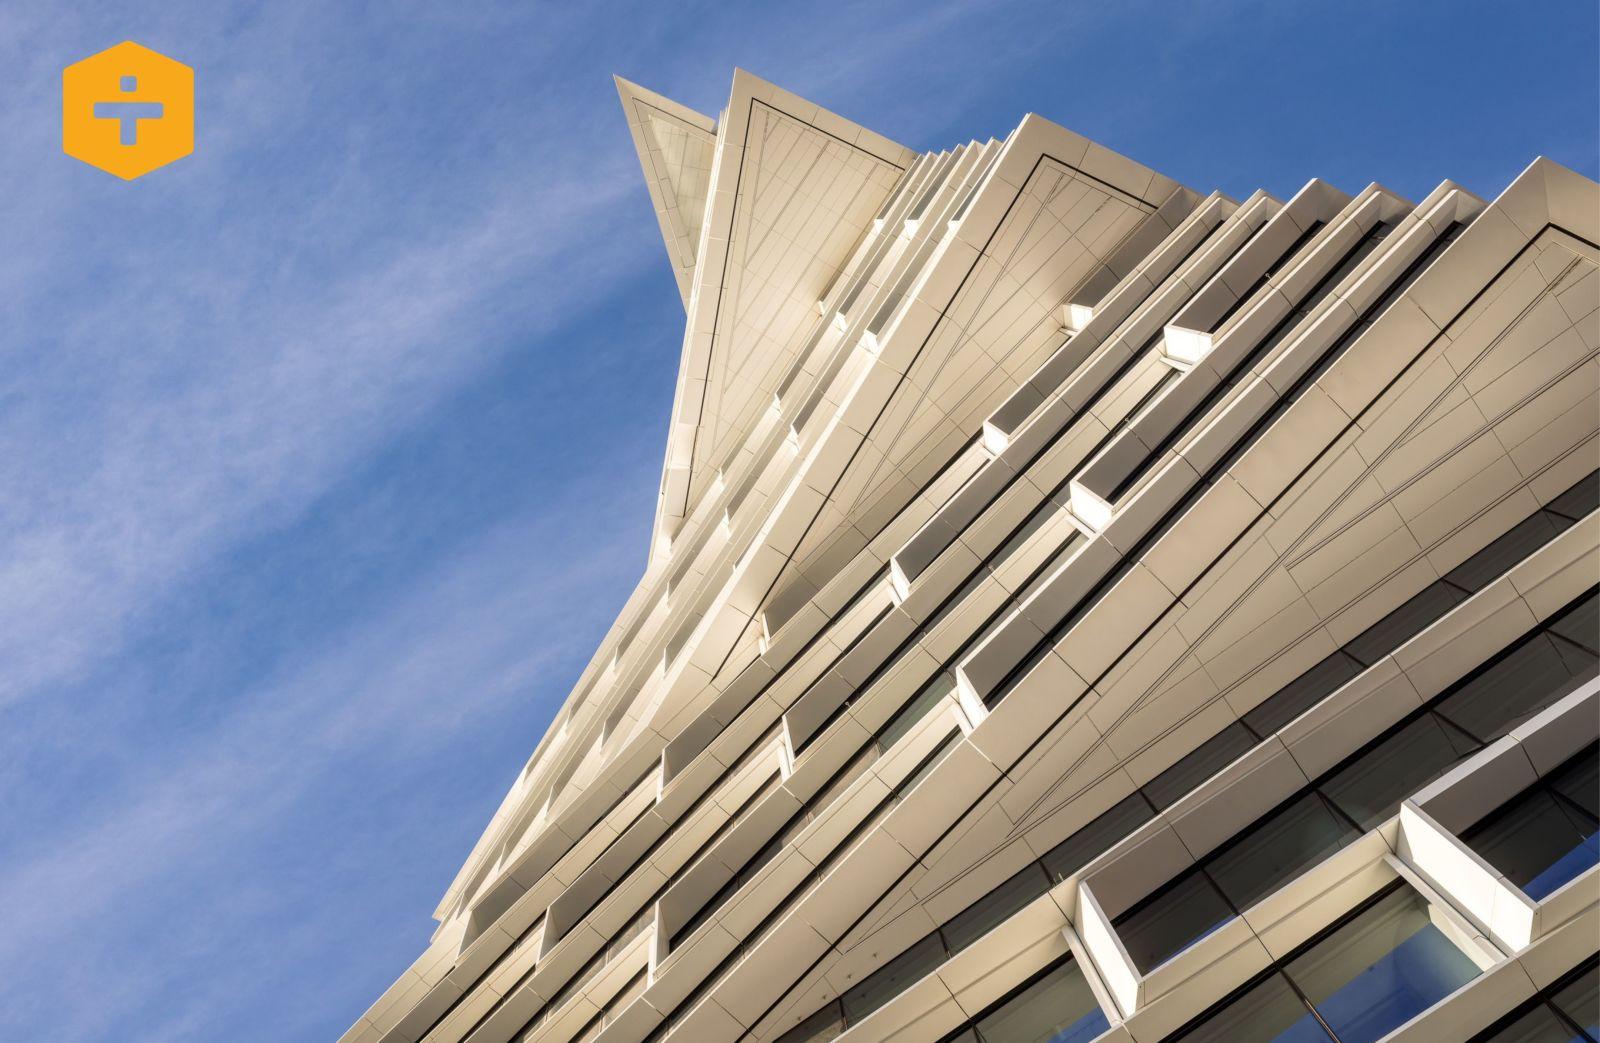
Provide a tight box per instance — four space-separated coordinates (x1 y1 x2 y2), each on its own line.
624 69 917 567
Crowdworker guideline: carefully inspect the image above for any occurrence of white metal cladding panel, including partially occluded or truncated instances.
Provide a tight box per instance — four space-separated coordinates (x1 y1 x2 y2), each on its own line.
348 69 1600 1043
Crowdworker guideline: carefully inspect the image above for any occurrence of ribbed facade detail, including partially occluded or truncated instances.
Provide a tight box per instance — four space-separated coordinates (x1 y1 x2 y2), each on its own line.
345 70 1600 1043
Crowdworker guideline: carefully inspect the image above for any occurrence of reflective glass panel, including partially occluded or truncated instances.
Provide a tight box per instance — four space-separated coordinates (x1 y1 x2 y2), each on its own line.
1344 581 1467 666
879 672 956 750
841 932 946 1024
1142 723 1257 811
1445 511 1566 593
1473 1003 1583 1042
1040 792 1154 884
1549 591 1600 656
1243 651 1364 740
1466 788 1599 901
972 958 1108 1043
1434 634 1596 742
1285 886 1480 1042
1171 971 1331 1043
783 1001 844 1043
1546 472 1600 522
1551 968 1599 1036
1321 713 1480 829
1207 791 1360 910
942 862 1050 953
1114 870 1235 974
1551 748 1600 819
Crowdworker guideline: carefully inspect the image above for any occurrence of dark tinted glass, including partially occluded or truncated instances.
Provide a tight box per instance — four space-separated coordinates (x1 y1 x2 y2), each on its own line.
1285 886 1480 1042
1344 581 1468 666
1550 748 1600 819
1549 591 1600 656
1445 511 1565 592
1551 967 1599 1036
1206 791 1360 910
1142 723 1257 811
1172 972 1331 1043
942 862 1050 953
1434 634 1596 742
1473 1003 1583 1042
1040 793 1154 883
1466 789 1599 901
841 932 946 1023
1114 869 1235 974
814 745 878 809
782 1000 845 1043
1552 635 1600 683
1321 713 1480 829
879 672 955 750
1243 651 1364 739
1546 471 1600 522
897 733 958 796
971 957 1107 1043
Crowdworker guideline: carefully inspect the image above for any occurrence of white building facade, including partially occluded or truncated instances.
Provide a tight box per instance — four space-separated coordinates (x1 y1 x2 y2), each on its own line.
345 70 1600 1043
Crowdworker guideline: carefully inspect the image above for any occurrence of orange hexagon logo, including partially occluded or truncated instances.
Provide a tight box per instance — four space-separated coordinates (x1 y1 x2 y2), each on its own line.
63 42 193 180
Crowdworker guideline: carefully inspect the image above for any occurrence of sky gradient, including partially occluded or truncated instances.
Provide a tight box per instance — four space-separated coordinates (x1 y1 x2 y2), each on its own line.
1 2 1596 1040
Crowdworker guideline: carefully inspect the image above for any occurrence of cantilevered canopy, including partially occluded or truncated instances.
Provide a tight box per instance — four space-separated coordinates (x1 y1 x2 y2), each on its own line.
615 75 717 309
619 70 916 563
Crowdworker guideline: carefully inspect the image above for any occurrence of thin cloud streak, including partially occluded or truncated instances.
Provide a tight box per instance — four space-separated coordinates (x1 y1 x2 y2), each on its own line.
0 460 653 1040
0 171 636 706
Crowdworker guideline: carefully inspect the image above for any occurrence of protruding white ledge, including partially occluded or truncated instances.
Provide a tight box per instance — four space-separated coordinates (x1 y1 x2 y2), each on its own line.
1069 479 1114 533
1161 324 1212 366
981 419 1010 455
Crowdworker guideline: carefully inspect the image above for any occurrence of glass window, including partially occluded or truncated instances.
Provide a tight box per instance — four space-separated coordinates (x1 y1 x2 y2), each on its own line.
1320 713 1480 829
1172 971 1331 1043
841 932 946 1024
1465 787 1599 901
606 968 647 1022
897 733 958 797
1243 650 1364 740
1546 471 1600 522
1471 958 1598 1041
570 1012 603 1043
1206 791 1361 911
1284 885 1481 1042
1550 748 1600 819
1114 869 1236 974
942 862 1050 953
878 672 955 751
810 745 877 812
995 497 1058 564
783 1000 845 1043
1344 581 1468 666
1434 634 1596 743
1445 511 1566 593
1472 1002 1583 1042
1040 793 1154 883
970 957 1108 1043
1551 971 1598 1038
1548 591 1600 656
1142 722 1257 811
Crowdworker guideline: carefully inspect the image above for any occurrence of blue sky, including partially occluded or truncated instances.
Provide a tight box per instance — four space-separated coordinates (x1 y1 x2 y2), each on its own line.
0 1 1594 1039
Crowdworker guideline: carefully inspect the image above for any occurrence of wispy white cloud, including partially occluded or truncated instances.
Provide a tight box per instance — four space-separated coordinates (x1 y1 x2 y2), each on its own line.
0 4 666 1038
0 3 649 708
0 458 653 1040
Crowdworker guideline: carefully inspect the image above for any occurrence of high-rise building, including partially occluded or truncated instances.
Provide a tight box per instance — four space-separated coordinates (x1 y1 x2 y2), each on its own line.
345 70 1600 1043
